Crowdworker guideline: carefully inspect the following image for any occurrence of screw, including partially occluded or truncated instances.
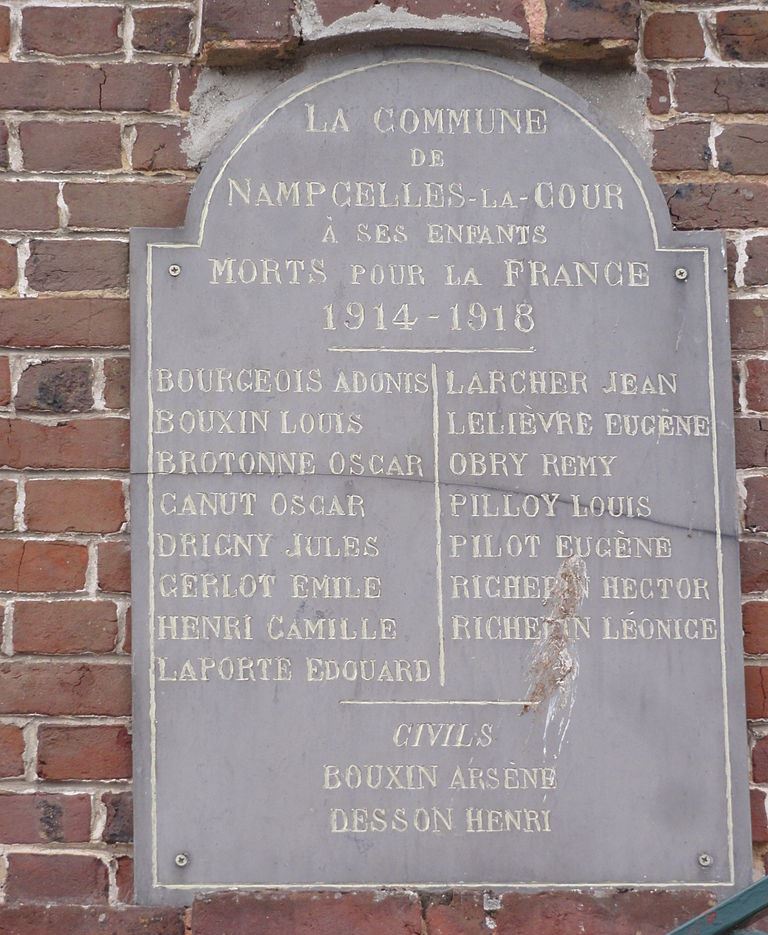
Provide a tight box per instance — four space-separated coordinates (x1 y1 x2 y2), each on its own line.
174 853 189 868
168 264 181 277
698 853 713 867
675 267 688 281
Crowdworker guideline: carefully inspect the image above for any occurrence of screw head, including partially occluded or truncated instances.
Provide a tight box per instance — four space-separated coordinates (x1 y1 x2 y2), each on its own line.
174 852 189 868
675 267 688 281
698 853 713 867
168 264 181 277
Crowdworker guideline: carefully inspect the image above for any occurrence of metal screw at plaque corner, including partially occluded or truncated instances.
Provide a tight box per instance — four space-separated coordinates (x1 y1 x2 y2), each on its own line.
698 853 713 868
174 852 189 868
675 267 689 281
168 264 181 277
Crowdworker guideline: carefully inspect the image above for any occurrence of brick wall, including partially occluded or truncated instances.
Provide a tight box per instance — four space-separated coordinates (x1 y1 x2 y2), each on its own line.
0 0 766 931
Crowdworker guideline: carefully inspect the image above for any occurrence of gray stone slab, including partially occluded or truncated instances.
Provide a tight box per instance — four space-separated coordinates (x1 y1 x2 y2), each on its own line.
130 48 750 904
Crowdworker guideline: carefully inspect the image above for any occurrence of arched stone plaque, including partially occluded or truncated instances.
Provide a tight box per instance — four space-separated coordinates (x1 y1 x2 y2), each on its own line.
131 49 750 903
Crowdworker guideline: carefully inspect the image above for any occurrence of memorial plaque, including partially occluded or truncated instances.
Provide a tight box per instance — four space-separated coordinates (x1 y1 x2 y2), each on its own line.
131 49 750 902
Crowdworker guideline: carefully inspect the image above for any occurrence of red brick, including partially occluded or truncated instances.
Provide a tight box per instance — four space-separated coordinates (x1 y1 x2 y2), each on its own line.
98 540 130 592
644 12 704 59
22 6 122 55
38 724 131 780
0 418 129 469
192 891 423 935
745 602 768 654
647 68 670 115
176 65 200 110
104 357 129 409
201 0 296 62
6 853 108 904
0 480 14 531
0 661 130 715
15 360 93 413
27 239 128 292
753 788 768 842
736 417 768 468
755 735 768 781
132 123 188 171
731 299 768 349
719 124 768 175
717 11 768 61
0 297 128 348
675 67 768 113
0 906 184 935
727 238 738 286
0 181 58 232
0 241 17 290
545 0 638 41
64 180 191 230
26 479 125 533
747 358 768 411
665 181 768 230
20 121 122 172
0 723 24 778
13 600 118 653
103 790 132 843
746 476 768 530
116 856 133 903
133 8 193 54
652 122 710 171
0 122 7 169
0 792 91 844
742 539 768 593
124 605 131 653
747 237 768 287
0 6 9 52
99 63 174 112
0 540 87 591
0 355 9 405
733 360 741 412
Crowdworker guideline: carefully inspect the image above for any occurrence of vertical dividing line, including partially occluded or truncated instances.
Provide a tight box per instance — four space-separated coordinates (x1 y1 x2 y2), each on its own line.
431 363 446 688
146 245 158 887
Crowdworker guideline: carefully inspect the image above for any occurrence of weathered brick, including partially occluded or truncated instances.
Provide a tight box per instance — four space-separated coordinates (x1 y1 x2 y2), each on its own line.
0 122 8 168
116 856 133 903
0 906 184 935
0 480 15 531
15 360 93 413
64 180 191 230
745 602 768 654
736 417 768 468
675 67 768 113
727 238 738 286
0 297 128 347
13 600 118 653
665 181 768 230
0 6 9 52
755 735 768 782
0 723 24 778
0 355 9 405
133 8 193 54
25 479 125 533
132 123 188 171
22 6 122 55
731 299 768 349
104 357 129 409
0 540 88 592
124 605 131 653
27 239 128 292
98 540 130 592
753 788 768 842
0 418 129 469
103 790 132 843
545 0 638 41
742 540 768 593
6 853 108 904
652 122 710 171
20 121 122 172
644 12 704 59
746 237 768 287
647 69 670 116
747 358 768 411
745 476 768 530
0 793 92 844
38 724 131 779
0 181 58 232
0 241 17 290
192 891 423 935
717 11 768 61
717 124 768 175
99 63 173 111
201 0 297 63
0 661 130 715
